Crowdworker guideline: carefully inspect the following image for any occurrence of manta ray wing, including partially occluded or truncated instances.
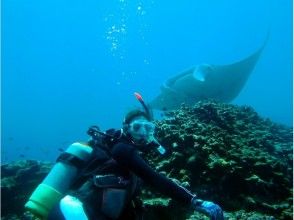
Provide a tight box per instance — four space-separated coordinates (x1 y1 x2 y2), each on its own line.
149 39 267 110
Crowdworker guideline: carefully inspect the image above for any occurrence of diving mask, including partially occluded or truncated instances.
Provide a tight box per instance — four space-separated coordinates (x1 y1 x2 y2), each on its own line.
128 119 155 144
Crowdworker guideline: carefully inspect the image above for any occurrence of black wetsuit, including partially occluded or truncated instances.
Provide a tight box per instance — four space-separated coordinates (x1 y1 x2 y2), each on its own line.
111 142 194 205
48 133 194 220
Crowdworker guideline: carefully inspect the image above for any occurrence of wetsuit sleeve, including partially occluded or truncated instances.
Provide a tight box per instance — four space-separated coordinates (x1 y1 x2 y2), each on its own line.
111 143 194 205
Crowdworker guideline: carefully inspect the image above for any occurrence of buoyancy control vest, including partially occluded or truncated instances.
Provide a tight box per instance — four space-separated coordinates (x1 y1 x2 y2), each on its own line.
69 128 139 219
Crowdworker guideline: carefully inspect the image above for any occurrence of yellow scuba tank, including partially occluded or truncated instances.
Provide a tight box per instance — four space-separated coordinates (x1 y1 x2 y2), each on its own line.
25 142 93 219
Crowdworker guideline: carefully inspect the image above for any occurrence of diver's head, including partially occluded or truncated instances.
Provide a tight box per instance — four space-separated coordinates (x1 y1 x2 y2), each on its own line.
123 110 155 145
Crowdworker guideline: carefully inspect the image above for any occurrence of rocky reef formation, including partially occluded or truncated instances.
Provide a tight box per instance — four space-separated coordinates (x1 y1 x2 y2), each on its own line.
1 101 292 219
1 160 52 220
143 101 293 219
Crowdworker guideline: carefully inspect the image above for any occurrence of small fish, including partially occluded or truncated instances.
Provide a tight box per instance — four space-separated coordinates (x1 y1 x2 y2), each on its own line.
19 154 25 158
58 148 65 152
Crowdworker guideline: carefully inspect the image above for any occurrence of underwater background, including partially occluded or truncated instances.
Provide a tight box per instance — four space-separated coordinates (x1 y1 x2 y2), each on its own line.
2 0 293 163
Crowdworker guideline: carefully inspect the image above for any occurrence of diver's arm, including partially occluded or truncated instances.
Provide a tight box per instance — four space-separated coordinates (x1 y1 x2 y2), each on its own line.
111 143 194 205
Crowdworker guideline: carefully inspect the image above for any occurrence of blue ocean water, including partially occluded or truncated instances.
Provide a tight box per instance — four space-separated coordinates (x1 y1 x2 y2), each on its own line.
2 0 293 162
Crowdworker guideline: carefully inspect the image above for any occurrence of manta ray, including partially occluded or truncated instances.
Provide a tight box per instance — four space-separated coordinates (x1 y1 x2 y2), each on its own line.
149 41 267 110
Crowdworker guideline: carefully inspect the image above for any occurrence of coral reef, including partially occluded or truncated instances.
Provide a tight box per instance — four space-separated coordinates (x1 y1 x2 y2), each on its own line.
1 101 292 219
1 160 52 219
143 101 293 219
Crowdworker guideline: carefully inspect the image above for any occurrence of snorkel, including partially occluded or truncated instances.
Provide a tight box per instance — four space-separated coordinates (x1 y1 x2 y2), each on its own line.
134 92 166 155
134 92 152 120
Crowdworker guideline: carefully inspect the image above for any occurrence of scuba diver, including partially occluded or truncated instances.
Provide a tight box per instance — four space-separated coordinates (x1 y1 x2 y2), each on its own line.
25 92 224 220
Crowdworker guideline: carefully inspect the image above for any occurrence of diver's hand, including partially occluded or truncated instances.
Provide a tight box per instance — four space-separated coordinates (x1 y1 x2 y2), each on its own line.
191 197 224 220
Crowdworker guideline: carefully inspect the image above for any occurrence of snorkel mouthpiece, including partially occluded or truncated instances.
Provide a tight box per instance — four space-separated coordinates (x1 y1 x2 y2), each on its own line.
157 145 166 155
151 137 166 155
